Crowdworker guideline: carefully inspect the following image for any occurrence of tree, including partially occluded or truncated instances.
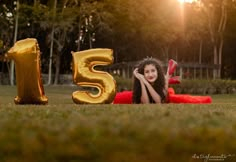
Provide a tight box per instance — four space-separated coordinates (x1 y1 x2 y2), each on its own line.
0 1 19 85
37 0 79 84
199 0 233 78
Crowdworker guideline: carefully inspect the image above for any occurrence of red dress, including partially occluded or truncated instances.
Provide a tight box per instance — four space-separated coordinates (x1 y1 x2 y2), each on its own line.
113 88 212 104
113 59 212 104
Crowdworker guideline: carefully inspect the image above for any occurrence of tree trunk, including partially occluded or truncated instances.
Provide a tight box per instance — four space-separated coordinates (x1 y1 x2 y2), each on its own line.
47 25 55 85
205 5 218 79
199 40 202 64
213 44 218 79
53 1 69 85
204 0 228 79
199 40 203 79
218 0 227 78
161 46 169 62
53 53 60 85
77 3 82 51
77 22 82 51
218 39 224 78
47 0 57 85
175 47 178 62
10 0 19 85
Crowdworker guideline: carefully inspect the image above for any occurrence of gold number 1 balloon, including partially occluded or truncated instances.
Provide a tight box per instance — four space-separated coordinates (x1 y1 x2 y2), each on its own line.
72 49 116 104
6 38 48 104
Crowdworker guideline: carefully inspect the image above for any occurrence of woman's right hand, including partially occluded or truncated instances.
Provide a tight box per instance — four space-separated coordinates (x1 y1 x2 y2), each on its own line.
133 68 141 80
133 68 147 83
133 68 138 77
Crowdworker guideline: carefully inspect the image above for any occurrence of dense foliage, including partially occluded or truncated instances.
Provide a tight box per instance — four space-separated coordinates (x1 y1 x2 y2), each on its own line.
0 0 236 82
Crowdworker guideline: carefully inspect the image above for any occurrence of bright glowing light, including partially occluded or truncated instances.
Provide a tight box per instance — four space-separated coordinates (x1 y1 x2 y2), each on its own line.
178 0 197 3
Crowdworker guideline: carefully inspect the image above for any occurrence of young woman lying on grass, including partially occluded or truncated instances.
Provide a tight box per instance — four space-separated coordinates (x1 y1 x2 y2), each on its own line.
132 57 169 104
113 58 212 104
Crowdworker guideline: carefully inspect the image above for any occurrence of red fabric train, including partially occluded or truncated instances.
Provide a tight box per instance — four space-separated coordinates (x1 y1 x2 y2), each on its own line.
113 88 212 104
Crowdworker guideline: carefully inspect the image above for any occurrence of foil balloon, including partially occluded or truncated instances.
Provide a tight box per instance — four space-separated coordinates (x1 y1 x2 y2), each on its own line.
6 38 48 104
71 48 116 104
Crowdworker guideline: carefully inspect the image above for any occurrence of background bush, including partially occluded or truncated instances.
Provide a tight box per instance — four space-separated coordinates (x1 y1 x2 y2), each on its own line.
171 79 236 95
114 76 236 95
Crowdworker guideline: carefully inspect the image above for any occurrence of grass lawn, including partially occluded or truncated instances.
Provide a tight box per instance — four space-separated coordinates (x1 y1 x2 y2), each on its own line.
0 85 236 162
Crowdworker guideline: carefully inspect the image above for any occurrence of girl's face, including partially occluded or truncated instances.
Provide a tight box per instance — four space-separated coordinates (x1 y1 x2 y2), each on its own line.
143 64 158 84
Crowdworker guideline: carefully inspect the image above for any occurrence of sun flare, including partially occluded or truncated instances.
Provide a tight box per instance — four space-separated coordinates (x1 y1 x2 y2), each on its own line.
177 0 197 3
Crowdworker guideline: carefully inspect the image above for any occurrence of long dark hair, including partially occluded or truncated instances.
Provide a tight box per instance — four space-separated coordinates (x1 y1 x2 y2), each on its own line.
132 58 166 103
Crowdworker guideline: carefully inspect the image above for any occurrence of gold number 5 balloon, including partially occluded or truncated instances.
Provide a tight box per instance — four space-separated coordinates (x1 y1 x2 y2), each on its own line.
6 38 48 104
72 49 116 104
